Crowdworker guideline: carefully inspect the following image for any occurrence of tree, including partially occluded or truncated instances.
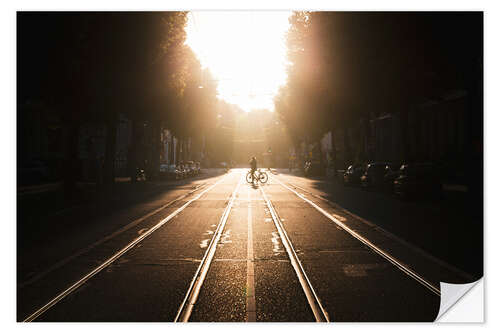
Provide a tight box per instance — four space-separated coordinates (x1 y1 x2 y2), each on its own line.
109 12 189 180
168 48 218 161
277 12 482 168
275 12 330 168
17 12 198 190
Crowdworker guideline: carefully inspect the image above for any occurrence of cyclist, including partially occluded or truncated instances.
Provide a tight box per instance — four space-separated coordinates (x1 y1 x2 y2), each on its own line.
249 157 257 183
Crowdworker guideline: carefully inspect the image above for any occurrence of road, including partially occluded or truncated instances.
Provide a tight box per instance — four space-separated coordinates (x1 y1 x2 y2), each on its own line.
17 169 475 322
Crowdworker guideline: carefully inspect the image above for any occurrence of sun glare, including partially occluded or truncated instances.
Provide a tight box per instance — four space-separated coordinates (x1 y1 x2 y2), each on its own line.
186 11 291 112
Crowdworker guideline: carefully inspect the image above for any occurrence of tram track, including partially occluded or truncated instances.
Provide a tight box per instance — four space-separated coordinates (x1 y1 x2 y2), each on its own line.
23 174 231 322
174 175 243 322
274 177 474 282
259 184 330 322
175 172 328 322
19 182 211 290
21 169 444 322
269 174 441 297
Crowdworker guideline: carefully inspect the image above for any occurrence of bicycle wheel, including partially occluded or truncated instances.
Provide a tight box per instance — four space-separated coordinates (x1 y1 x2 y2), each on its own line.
259 171 268 183
246 172 253 183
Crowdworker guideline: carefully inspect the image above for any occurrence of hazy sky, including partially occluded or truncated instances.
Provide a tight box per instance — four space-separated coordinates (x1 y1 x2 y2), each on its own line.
186 11 291 112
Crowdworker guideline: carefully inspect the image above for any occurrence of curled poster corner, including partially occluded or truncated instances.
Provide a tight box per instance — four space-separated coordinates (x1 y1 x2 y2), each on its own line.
435 278 483 322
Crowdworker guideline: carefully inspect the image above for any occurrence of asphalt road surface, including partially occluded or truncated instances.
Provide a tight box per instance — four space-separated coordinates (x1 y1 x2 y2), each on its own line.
17 169 477 322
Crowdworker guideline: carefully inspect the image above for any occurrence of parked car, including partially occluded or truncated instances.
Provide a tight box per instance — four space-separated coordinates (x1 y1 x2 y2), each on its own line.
343 164 365 186
173 165 183 180
186 161 198 176
393 162 442 199
159 164 169 179
360 162 394 189
177 164 188 178
184 162 192 176
383 163 401 192
183 164 191 178
159 164 181 180
135 167 146 181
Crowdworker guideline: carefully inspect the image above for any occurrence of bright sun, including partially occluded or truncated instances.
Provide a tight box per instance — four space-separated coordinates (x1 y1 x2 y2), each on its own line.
186 11 291 112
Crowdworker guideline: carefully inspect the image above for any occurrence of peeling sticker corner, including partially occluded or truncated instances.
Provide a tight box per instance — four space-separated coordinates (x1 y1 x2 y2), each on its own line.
435 278 483 322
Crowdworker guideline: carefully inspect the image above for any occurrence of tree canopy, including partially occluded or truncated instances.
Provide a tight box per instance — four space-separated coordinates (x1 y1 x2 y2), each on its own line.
275 11 483 148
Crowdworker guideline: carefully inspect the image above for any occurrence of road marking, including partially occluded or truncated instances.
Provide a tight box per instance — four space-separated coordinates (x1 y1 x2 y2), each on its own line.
19 183 208 290
271 175 441 296
279 179 474 281
23 174 231 322
199 239 210 248
174 174 243 322
259 185 330 322
246 186 256 322
271 231 283 255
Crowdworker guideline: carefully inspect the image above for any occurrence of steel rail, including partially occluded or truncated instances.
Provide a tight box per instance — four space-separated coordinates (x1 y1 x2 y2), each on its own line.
23 174 231 322
270 175 441 297
19 183 209 290
278 179 474 282
174 175 243 322
259 185 330 322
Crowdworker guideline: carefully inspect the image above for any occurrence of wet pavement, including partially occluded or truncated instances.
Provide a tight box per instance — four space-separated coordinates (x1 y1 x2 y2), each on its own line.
17 169 475 322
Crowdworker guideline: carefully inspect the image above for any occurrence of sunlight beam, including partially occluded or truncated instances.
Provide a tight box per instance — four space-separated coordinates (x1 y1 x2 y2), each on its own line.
186 11 291 112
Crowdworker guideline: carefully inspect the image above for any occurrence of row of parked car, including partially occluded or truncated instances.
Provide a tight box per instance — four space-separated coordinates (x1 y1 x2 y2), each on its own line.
159 161 201 180
343 162 442 199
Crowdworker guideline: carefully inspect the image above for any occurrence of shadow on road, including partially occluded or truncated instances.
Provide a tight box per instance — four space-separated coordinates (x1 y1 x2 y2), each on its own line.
17 169 227 253
275 171 483 280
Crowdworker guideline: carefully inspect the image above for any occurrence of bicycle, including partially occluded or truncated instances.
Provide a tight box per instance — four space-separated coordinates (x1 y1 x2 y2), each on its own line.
246 169 268 184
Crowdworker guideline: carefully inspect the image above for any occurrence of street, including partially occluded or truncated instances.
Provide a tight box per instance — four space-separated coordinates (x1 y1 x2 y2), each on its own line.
15 11 485 325
17 169 476 322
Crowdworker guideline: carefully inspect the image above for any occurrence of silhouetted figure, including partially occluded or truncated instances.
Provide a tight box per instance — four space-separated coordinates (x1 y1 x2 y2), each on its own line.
249 156 257 183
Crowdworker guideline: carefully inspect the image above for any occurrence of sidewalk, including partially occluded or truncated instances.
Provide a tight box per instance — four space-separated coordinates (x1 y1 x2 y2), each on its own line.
17 169 226 251
17 170 224 214
18 179 162 220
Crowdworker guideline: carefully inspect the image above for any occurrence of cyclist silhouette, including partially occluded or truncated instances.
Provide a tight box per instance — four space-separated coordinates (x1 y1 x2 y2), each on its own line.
249 157 257 182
